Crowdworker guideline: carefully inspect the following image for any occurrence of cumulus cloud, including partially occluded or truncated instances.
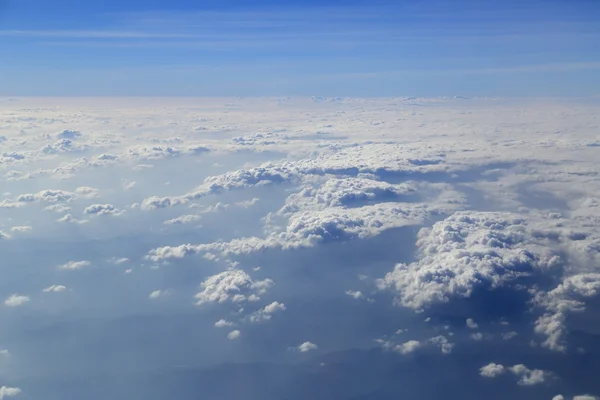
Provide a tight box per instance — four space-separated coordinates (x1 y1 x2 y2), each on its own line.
249 301 286 323
227 330 241 340
394 340 422 355
480 363 552 386
4 294 30 307
58 260 91 270
297 341 318 353
378 211 562 310
0 386 21 399
214 319 235 328
480 363 505 378
533 273 600 351
84 204 123 216
194 269 273 305
466 318 478 329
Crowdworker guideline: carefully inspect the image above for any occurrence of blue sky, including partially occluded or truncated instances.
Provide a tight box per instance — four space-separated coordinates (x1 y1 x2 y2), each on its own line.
1 0 600 96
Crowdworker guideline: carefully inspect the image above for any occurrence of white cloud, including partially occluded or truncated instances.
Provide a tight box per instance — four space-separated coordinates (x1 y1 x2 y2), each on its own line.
0 386 21 399
480 363 505 378
573 396 599 400
297 341 318 353
533 273 600 351
43 285 67 293
214 319 235 328
466 318 478 329
480 363 551 386
345 290 365 300
394 340 422 355
4 294 30 307
84 203 122 216
227 330 241 340
164 214 202 225
249 301 286 323
56 214 88 224
10 225 31 233
508 364 551 386
194 269 273 305
58 260 91 270
378 211 561 310
149 290 168 299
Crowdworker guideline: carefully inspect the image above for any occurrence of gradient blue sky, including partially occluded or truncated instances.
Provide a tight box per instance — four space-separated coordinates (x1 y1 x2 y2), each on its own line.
1 0 600 96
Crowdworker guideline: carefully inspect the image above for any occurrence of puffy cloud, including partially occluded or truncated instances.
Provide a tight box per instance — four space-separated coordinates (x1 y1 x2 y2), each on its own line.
466 318 478 329
0 231 11 240
249 301 286 323
573 396 599 400
480 363 551 386
394 340 422 355
148 202 436 261
480 363 505 378
345 290 365 300
378 211 561 310
58 260 91 270
43 285 67 293
17 189 76 204
214 319 235 328
84 204 122 216
297 341 318 353
0 386 21 399
194 269 273 305
227 330 241 340
533 273 600 351
429 335 455 354
508 364 551 386
4 294 30 307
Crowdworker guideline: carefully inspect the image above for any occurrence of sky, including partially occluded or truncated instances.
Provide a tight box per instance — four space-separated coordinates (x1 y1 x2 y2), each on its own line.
1 0 600 96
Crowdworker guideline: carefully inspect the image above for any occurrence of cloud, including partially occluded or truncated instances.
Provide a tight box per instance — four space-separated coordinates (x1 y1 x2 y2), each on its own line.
297 341 318 353
227 330 241 340
214 319 235 328
4 294 30 307
533 273 600 351
58 260 91 270
10 225 32 233
480 363 552 386
194 269 273 305
0 386 21 399
43 285 67 293
466 318 478 329
163 214 202 225
378 211 562 310
56 214 88 224
84 204 123 216
149 290 169 299
480 363 505 378
56 129 82 139
394 340 422 355
249 301 286 323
